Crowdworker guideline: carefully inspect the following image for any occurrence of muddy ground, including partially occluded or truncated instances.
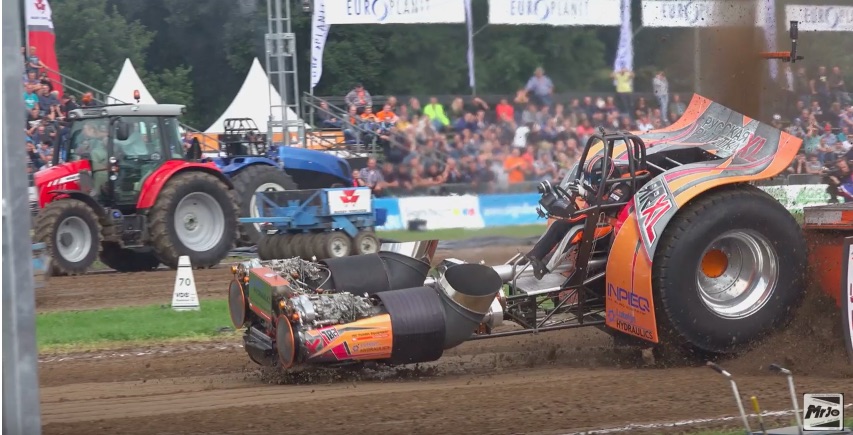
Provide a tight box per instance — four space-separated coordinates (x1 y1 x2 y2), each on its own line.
37 244 853 434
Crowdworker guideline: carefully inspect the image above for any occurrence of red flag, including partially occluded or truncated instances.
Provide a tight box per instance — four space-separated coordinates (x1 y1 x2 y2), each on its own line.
26 0 64 97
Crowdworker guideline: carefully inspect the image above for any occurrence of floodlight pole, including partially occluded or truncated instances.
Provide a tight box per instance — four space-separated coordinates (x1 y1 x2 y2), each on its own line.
3 0 43 433
266 0 304 148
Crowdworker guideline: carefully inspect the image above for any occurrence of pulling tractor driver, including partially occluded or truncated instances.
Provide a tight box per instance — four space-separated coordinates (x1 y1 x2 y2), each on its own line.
526 135 649 280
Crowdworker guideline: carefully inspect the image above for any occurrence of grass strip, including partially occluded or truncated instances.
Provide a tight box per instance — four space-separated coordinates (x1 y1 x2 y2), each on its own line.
378 223 546 243
37 299 233 351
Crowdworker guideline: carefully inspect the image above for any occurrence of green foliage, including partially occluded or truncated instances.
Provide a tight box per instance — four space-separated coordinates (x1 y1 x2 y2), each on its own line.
52 0 154 92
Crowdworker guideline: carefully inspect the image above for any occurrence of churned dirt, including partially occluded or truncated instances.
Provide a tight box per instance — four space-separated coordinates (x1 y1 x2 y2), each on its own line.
37 241 853 434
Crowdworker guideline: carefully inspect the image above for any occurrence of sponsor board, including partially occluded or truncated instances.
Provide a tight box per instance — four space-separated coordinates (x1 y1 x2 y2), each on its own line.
757 184 830 213
327 187 372 214
325 0 466 25
374 187 829 232
641 0 755 28
803 394 844 431
478 193 546 227
397 195 485 230
786 5 853 32
374 197 404 230
488 0 620 26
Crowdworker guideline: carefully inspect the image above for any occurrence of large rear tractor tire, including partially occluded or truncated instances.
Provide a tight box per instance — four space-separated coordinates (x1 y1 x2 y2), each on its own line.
34 199 101 276
99 242 160 272
149 172 239 269
652 186 807 356
232 165 297 247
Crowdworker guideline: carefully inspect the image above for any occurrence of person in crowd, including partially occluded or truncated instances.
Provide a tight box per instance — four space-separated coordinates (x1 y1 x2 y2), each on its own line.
344 83 372 113
652 71 669 125
524 67 554 108
423 96 450 132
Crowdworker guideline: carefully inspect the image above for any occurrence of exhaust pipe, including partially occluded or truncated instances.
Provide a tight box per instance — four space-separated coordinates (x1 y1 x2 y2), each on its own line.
379 239 439 265
319 251 431 295
433 263 504 349
378 251 431 290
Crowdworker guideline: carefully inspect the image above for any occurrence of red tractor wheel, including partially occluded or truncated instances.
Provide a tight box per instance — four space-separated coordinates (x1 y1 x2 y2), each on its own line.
148 172 238 269
34 199 102 276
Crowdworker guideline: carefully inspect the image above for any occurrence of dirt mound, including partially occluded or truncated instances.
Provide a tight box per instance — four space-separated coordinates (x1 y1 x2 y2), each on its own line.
726 285 852 378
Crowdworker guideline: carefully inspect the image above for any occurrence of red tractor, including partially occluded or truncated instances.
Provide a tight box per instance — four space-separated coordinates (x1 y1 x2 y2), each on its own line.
33 103 239 275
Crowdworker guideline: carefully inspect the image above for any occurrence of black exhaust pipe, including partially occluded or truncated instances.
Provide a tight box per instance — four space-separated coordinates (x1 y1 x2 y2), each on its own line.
320 254 391 295
376 286 447 365
378 251 431 290
319 251 432 295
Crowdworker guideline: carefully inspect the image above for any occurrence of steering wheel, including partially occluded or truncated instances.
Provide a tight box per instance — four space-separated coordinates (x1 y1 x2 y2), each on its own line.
536 180 582 219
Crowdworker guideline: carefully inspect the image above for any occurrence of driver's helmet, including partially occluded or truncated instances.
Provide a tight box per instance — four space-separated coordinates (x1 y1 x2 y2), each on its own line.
582 155 618 194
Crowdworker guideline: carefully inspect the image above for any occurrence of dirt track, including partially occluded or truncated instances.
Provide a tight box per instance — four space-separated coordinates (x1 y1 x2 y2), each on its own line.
38 244 853 434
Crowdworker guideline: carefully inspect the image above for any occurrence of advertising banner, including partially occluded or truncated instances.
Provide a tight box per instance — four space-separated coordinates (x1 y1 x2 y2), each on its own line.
25 0 64 96
641 0 755 28
397 195 485 230
786 5 853 32
478 193 545 227
325 0 466 25
310 0 329 89
488 0 620 26
757 184 830 213
375 198 404 231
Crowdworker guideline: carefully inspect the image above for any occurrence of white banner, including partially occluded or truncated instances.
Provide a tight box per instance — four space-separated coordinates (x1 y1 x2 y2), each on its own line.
26 0 54 29
465 0 475 89
325 0 465 25
489 0 620 26
397 195 485 230
311 0 329 89
613 0 633 72
786 5 853 32
641 0 755 28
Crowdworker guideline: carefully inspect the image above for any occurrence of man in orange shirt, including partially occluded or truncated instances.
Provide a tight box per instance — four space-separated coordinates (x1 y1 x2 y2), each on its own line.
503 147 530 183
376 103 397 122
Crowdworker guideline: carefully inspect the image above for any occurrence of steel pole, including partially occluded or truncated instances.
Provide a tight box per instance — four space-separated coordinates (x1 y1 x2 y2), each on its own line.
694 27 701 94
3 0 43 433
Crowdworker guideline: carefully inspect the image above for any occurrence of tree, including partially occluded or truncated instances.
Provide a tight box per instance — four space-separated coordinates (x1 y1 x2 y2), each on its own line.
52 0 154 92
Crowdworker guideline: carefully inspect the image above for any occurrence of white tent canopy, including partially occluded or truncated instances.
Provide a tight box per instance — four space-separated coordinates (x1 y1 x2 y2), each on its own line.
205 57 306 133
107 58 157 104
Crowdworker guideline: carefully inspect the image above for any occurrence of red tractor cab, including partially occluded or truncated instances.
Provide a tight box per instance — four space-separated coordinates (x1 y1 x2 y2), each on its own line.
33 103 239 275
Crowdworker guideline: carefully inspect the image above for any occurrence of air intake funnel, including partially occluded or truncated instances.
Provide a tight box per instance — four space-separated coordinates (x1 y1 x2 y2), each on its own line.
434 263 503 349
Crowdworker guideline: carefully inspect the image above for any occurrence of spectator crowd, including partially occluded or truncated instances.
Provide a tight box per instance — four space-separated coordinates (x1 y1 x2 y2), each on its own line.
320 65 851 197
21 47 852 201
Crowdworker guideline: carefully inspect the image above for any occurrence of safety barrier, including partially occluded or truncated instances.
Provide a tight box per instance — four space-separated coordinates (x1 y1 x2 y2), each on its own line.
375 184 834 231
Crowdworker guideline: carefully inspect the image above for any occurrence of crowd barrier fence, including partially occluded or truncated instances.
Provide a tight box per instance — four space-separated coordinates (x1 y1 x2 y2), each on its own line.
375 183 834 231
